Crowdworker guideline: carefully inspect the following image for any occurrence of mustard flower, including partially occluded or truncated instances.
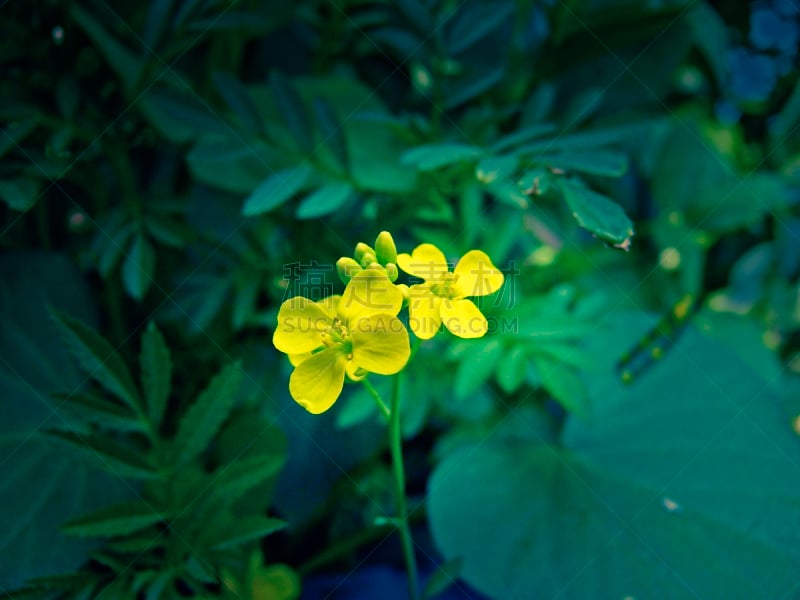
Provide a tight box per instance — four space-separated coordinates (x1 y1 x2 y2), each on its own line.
273 270 410 413
397 243 504 340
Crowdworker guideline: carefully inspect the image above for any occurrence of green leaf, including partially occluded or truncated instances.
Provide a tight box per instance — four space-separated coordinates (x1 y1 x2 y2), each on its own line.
270 71 313 152
241 164 314 216
200 516 286 550
488 123 557 154
0 177 40 211
54 392 143 433
515 122 649 155
51 311 140 411
213 71 264 135
172 361 242 464
429 315 800 599
313 97 349 171
536 150 629 177
401 143 484 171
0 119 38 159
495 345 528 394
423 558 463 600
62 502 170 538
208 454 285 505
532 355 588 416
139 322 171 429
187 135 275 194
295 181 353 219
48 430 158 480
0 253 132 589
560 181 634 245
140 87 228 144
69 4 142 94
475 155 518 184
446 1 515 54
454 339 504 399
122 233 156 302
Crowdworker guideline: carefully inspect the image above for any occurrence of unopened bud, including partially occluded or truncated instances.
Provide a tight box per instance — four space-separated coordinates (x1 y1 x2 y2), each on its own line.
336 257 361 284
354 242 375 263
374 231 398 265
366 262 386 275
396 283 410 306
385 262 399 282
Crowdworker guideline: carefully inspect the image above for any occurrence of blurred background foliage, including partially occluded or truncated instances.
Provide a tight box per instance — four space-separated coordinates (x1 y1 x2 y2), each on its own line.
2 0 800 598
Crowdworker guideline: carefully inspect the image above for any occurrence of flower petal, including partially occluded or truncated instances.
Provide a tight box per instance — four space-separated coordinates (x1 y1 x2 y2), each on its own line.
289 346 347 414
351 314 411 375
396 243 450 280
316 295 342 318
289 352 312 366
273 296 331 354
346 362 367 382
407 284 442 340
441 298 488 339
339 269 402 321
453 250 504 298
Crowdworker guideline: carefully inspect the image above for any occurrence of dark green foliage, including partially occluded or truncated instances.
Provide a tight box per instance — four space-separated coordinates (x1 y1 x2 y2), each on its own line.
3 0 800 598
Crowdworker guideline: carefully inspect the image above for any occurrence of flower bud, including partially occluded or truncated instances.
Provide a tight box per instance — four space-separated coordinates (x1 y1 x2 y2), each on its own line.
354 242 375 264
336 257 361 284
365 262 386 276
374 231 398 265
385 262 399 282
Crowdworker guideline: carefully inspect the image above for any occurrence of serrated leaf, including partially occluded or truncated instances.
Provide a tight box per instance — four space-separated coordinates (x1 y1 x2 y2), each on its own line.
295 181 353 219
213 71 264 134
560 181 634 245
496 345 528 394
0 178 40 211
313 97 348 171
139 322 171 429
173 361 242 464
532 355 588 416
51 311 140 411
62 502 170 538
209 454 285 505
446 1 515 54
242 165 313 216
270 72 312 152
201 516 286 550
47 430 157 480
54 392 143 432
401 143 484 171
537 151 628 177
122 233 156 302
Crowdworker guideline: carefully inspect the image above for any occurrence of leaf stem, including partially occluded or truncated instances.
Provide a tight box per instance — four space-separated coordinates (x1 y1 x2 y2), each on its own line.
361 378 390 421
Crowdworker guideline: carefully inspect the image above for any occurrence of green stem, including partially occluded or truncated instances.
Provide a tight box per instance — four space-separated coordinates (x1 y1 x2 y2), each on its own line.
389 373 420 600
361 378 390 421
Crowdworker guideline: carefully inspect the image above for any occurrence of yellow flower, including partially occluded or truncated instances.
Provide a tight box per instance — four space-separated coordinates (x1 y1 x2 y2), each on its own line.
397 244 504 340
273 270 410 414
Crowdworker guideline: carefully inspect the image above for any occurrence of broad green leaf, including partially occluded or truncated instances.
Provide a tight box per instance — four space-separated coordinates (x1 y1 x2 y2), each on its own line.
122 233 156 302
313 97 349 171
446 1 515 54
454 339 504 399
0 177 39 211
686 3 729 86
47 430 158 480
140 87 228 144
560 180 634 245
347 116 418 193
172 361 242 464
139 322 171 429
242 165 313 216
444 67 505 110
475 155 518 184
401 143 484 171
495 344 528 394
51 311 140 411
270 72 313 152
515 122 649 155
62 502 170 538
232 274 260 330
213 71 264 134
208 454 285 505
295 181 353 219
0 253 131 588
395 0 434 34
200 516 286 550
536 150 628 177
143 0 176 48
429 314 800 599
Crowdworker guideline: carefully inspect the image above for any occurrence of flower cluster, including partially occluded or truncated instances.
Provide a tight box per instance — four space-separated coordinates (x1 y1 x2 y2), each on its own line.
273 232 504 413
